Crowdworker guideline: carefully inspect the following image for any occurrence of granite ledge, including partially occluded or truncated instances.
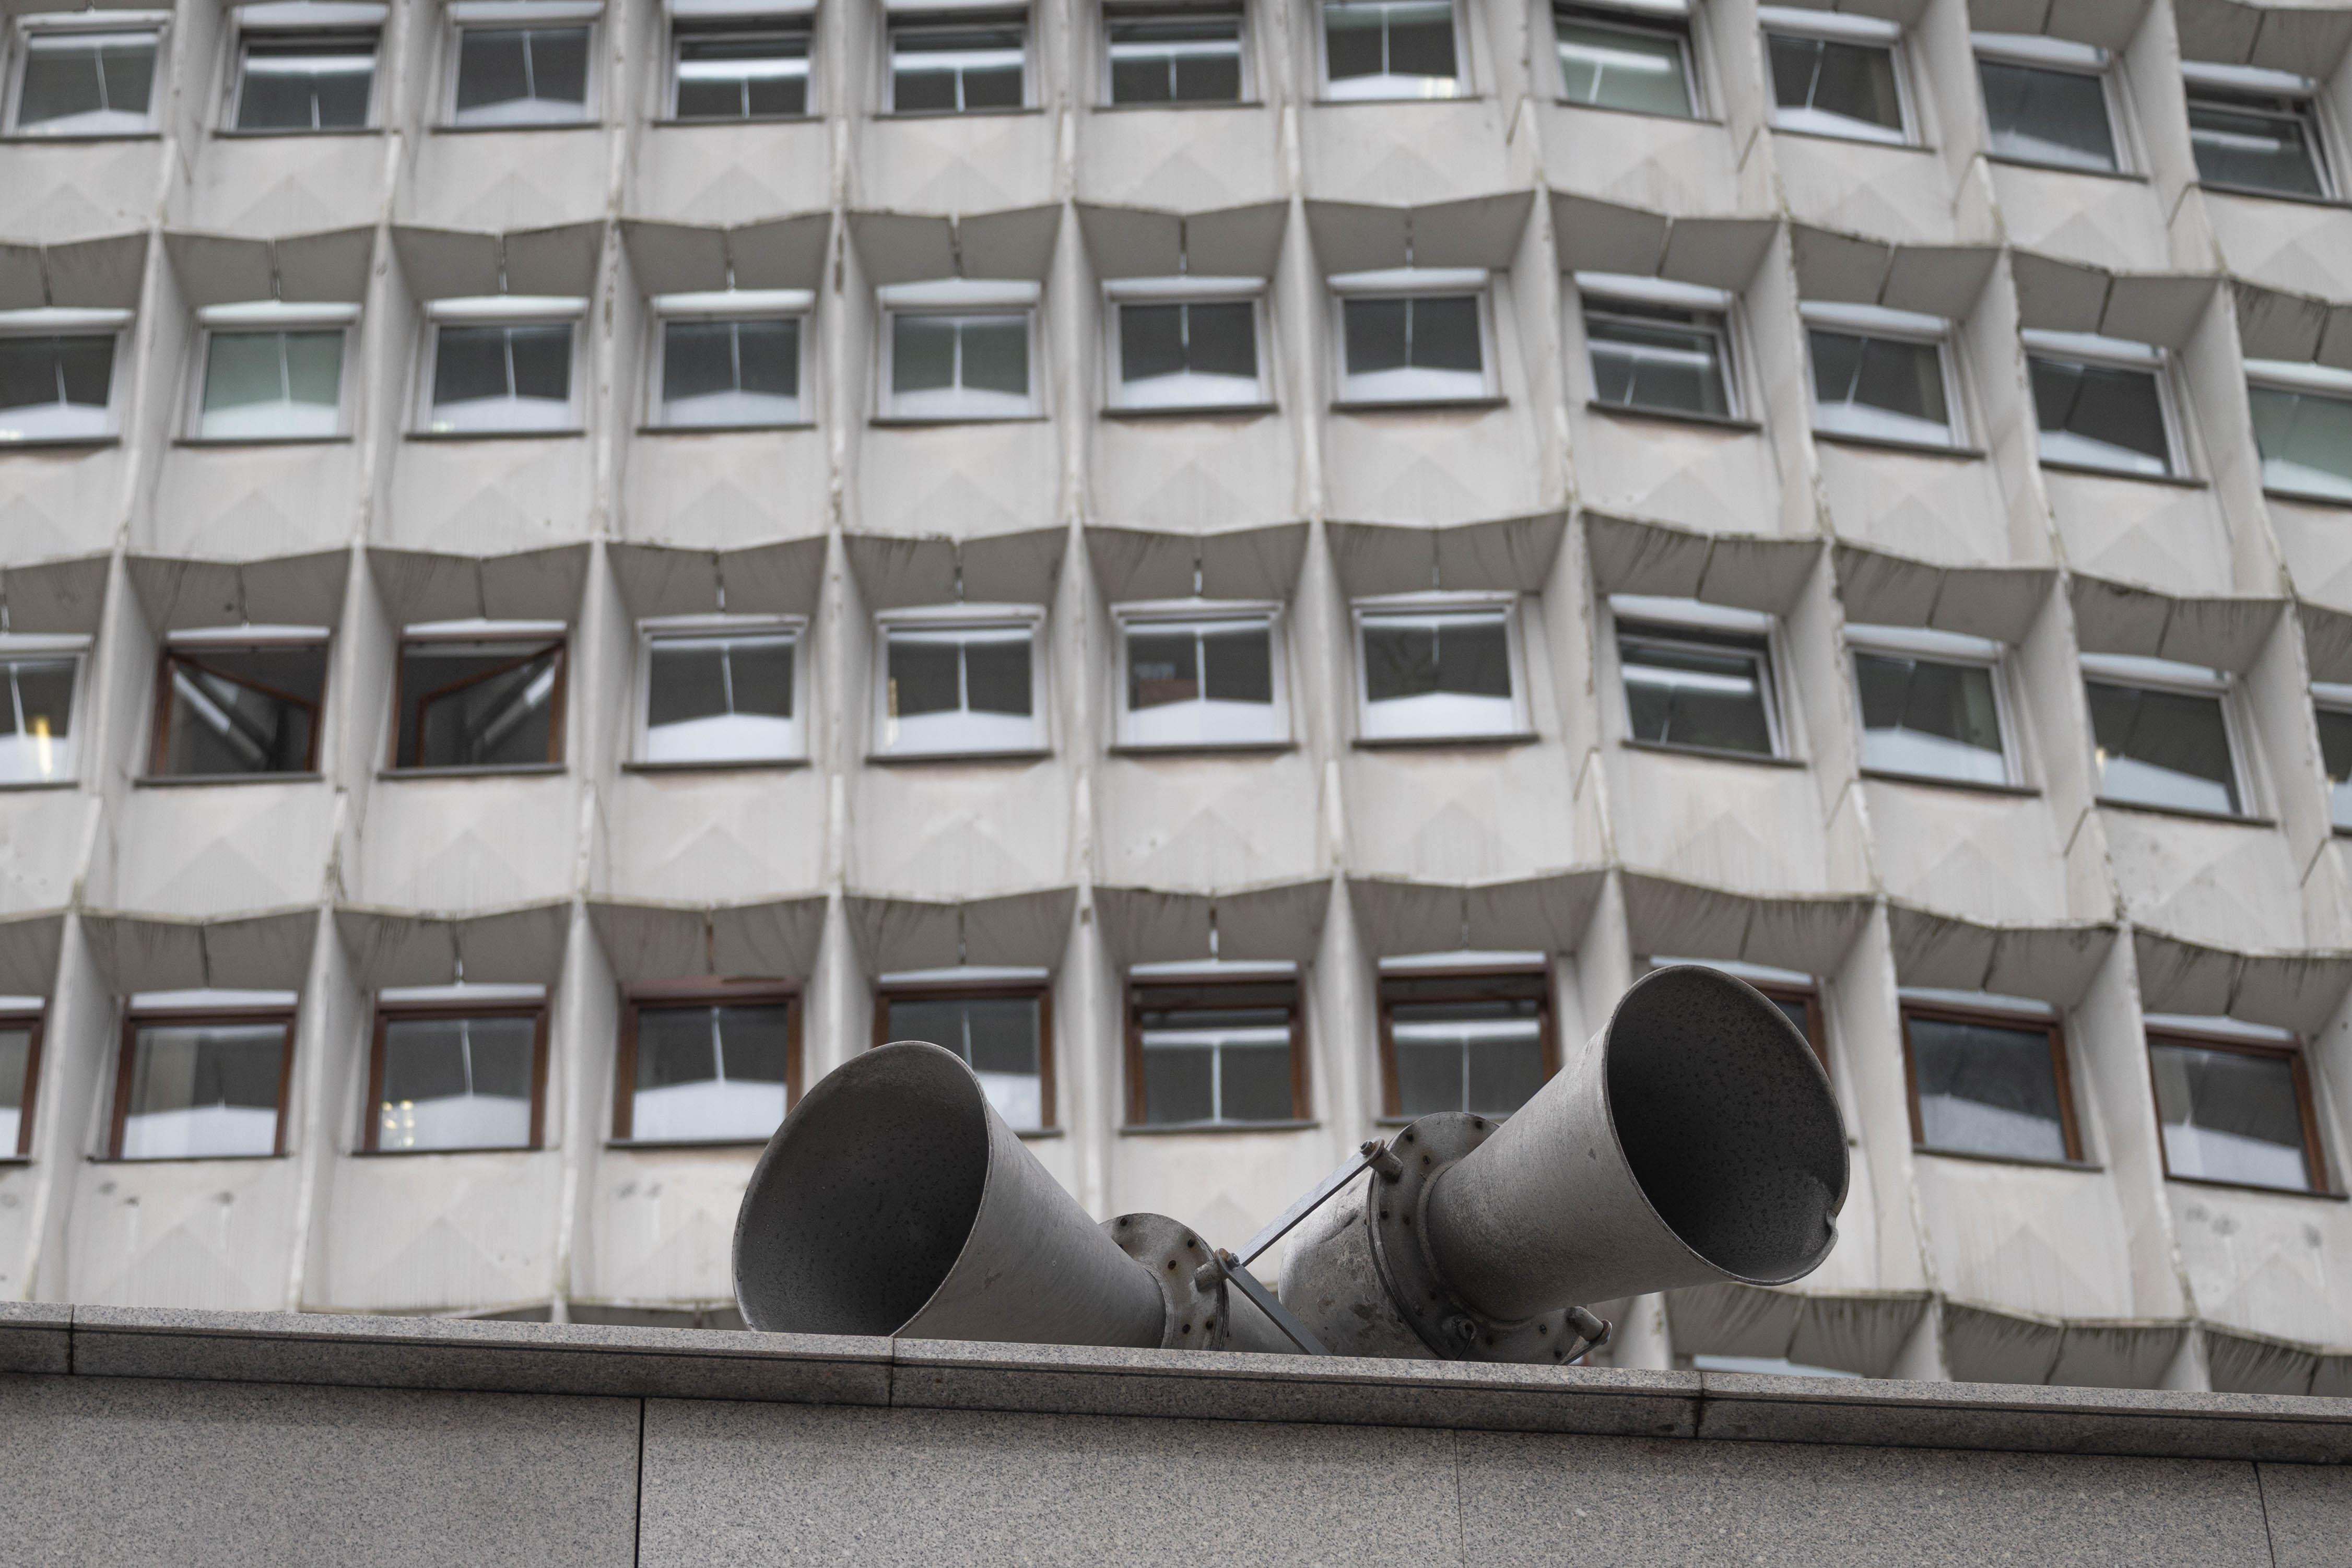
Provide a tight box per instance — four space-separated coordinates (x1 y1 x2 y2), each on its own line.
0 1301 71 1375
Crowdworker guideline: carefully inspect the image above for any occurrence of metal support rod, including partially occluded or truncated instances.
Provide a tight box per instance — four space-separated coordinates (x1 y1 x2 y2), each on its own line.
1216 1251 1328 1355
1236 1140 1391 1267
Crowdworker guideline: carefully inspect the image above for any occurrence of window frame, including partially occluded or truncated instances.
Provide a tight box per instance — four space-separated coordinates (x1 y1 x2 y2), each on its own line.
5 13 168 139
185 301 359 443
1099 0 1250 108
1899 995 2084 1166
1123 973 1307 1129
146 627 332 780
1102 275 1272 411
226 19 382 135
1550 2 1699 117
632 612 808 767
872 973 1057 1132
363 998 551 1155
110 1004 297 1161
1317 0 1469 103
2145 1020 2331 1196
415 296 587 436
1375 964 1556 1123
1609 594 1789 761
2242 356 2352 505
871 602 1050 760
0 633 91 787
1800 299 1966 449
613 978 802 1145
443 2 601 128
1759 5 1912 147
0 1004 42 1158
2313 680 2352 833
2079 651 2256 821
388 620 570 774
1351 589 1531 745
1971 31 2132 176
875 278 1043 422
1327 266 1498 409
666 14 814 122
1576 271 1744 422
1111 598 1290 751
1845 622 2021 789
2180 61 2334 202
645 289 813 430
2021 328 2189 480
0 307 132 445
884 7 1031 115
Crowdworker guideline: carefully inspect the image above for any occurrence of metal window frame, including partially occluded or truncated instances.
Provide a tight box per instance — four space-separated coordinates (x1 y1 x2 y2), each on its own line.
1317 0 1469 102
1349 589 1530 742
2242 363 2352 504
2078 654 2256 819
1326 277 1499 406
1610 603 1789 760
1100 279 1271 410
1898 996 2084 1165
0 636 91 785
870 602 1050 758
1550 4 1698 116
415 309 587 434
1972 34 2134 176
1579 285 1744 420
1758 7 1913 146
632 612 808 764
876 297 1043 420
0 1005 43 1158
613 979 802 1143
147 631 332 779
388 627 570 771
873 974 1057 1131
4 16 169 138
185 320 355 441
228 24 381 132
1099 0 1250 107
0 315 130 441
1843 623 2020 788
2311 680 2352 831
1374 964 1556 1122
2144 1022 2331 1196
364 999 552 1154
2021 332 2190 479
1110 599 1289 750
2181 77 2335 202
667 16 814 121
884 7 1031 114
1124 974 1306 1128
1800 308 1964 446
644 301 812 428
443 13 599 127
111 1005 298 1161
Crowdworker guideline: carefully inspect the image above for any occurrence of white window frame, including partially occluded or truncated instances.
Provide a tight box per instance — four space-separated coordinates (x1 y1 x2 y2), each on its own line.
1100 0 1250 107
1551 0 1700 117
1845 622 2020 788
5 11 169 138
1111 599 1290 750
884 6 1032 114
872 603 1050 759
1351 590 1530 744
2243 356 2352 504
415 295 586 435
184 300 359 443
875 278 1042 421
1318 0 1469 102
226 3 387 133
1972 31 2132 175
1327 266 1497 408
633 612 808 765
0 632 91 787
2021 327 2187 479
2312 680 2352 832
0 306 132 445
443 0 602 128
1800 300 1965 449
2079 651 2257 819
1608 593 1790 759
2180 61 2334 201
645 288 813 430
1576 270 1744 420
1102 275 1271 411
666 2 815 121
1759 6 1912 147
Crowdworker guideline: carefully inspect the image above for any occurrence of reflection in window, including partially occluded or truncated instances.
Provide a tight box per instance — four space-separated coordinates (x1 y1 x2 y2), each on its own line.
2246 377 2352 502
1585 296 1734 418
1807 327 1951 444
1977 54 2117 171
395 636 566 770
2315 701 2352 832
453 25 590 125
1358 606 1516 740
1618 620 1777 756
1116 298 1259 408
1853 650 2006 785
624 998 792 1142
890 19 1025 112
660 315 799 427
2150 1034 2320 1192
883 990 1046 1129
155 640 327 777
0 1016 37 1156
0 652 78 784
428 320 574 432
2028 350 2174 476
373 1011 540 1151
1324 0 1459 100
1555 7 1691 117
1903 1006 2073 1162
198 330 344 439
1383 972 1548 1117
889 311 1030 418
1339 292 1484 403
672 26 808 119
2186 84 2326 199
2085 676 2239 816
119 1017 290 1160
643 627 796 763
1107 7 1242 103
1121 615 1279 747
1768 28 1902 143
881 619 1039 756
0 332 116 442
1131 981 1297 1126
236 32 376 130
12 30 158 135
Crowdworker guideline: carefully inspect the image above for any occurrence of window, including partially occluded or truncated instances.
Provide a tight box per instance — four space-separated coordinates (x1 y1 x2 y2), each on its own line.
1901 996 2078 1163
2183 64 2329 199
878 976 1052 1131
112 999 296 1160
1127 975 1301 1127
192 302 355 440
1354 595 1523 742
1106 278 1265 410
1115 605 1285 748
232 20 377 131
638 618 802 764
0 1005 41 1157
421 299 581 434
1379 967 1551 1118
1763 8 1906 144
2314 686 2352 832
8 25 159 136
879 280 1037 420
1580 275 1738 420
1106 4 1242 104
1331 268 1490 405
0 639 84 785
1322 0 1460 101
2148 1019 2326 1194
650 290 806 428
671 18 809 119
392 624 567 771
1974 34 2122 173
449 4 593 125
2244 359 2352 504
1849 624 2013 787
1614 597 1782 758
149 631 328 779
2024 330 2179 478
616 984 797 1143
0 310 125 443
1554 4 1693 117
1802 302 1959 446
367 994 547 1153
2081 654 2245 818
875 608 1044 758
888 11 1025 113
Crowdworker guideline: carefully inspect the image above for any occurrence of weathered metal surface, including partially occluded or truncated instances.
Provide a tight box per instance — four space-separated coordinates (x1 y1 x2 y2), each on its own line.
1103 1212 1293 1353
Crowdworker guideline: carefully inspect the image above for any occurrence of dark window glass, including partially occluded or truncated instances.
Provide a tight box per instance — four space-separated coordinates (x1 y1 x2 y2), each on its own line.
156 642 326 777
2247 383 2352 503
2316 704 2352 832
237 33 377 130
1386 976 1547 1117
1107 10 1242 103
1134 984 1297 1125
454 25 589 121
395 638 565 769
1906 1010 2070 1162
884 992 1044 1129
1118 300 1256 395
1808 328 1950 442
1555 8 1690 116
884 627 1033 745
890 21 1025 112
374 1013 538 1152
429 322 574 431
2186 87 2325 199
1768 32 1902 138
1123 618 1279 745
198 329 344 439
15 31 156 131
1324 0 1457 92
1978 57 2117 171
889 312 1029 415
2150 1038 2318 1192
1586 298 1732 417
673 28 809 119
0 334 116 440
1618 622 1775 755
0 1021 36 1156
120 1019 287 1160
645 632 794 762
2084 678 2238 816
660 316 799 426
1362 614 1511 703
1853 650 2006 784
0 655 77 784
629 1000 792 1142
2028 353 2172 475
1344 294 1481 378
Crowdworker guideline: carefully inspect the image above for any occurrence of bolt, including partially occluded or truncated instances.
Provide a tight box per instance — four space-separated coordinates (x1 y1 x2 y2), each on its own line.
1179 1322 1192 1335
1445 1316 1478 1343
1165 1259 1178 1271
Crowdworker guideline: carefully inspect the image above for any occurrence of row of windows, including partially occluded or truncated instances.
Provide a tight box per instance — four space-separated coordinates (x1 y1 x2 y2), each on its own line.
8 0 2342 211
8 285 2349 503
0 968 2328 1200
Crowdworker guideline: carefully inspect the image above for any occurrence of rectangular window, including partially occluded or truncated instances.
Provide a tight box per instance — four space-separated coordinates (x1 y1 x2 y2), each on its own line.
1379 968 1551 1119
150 632 328 779
1802 302 1958 446
0 1007 41 1157
1331 269 1489 405
234 29 377 131
393 627 567 771
0 312 123 443
113 1006 295 1161
1901 996 2077 1163
423 301 580 434
1355 596 1523 742
193 303 355 440
1849 625 2012 787
889 13 1026 113
1107 279 1264 410
2082 654 2244 818
1581 277 1738 419
1127 977 1301 1127
1763 9 1906 144
2183 64 2329 200
368 1001 547 1153
876 610 1044 757
0 640 83 785
2149 1022 2326 1194
2314 687 2352 832
652 291 806 428
1106 4 1242 104
672 22 809 119
879 980 1051 1131
879 280 1037 420
1116 607 1284 749
2244 359 2352 503
451 18 591 125
617 985 798 1143
1615 599 1781 758
2024 330 2178 478
9 26 160 135
1554 5 1693 117
1974 34 2121 173
1322 0 1460 101
638 619 801 764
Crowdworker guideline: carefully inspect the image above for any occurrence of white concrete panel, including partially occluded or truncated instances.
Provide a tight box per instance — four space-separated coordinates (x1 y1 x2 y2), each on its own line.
0 792 92 915
2171 1185 2352 1350
1345 746 1588 885
1540 109 1747 215
1323 407 1545 527
1607 748 1837 892
854 115 1057 215
1095 754 1323 893
2100 811 2310 952
627 124 833 226
0 450 131 565
399 132 611 233
317 1151 561 1312
620 430 831 548
849 762 1074 899
583 1145 758 1308
174 137 391 237
1916 1157 2141 1319
849 424 1061 545
2045 472 2234 598
2204 190 2352 306
1816 445 2017 566
350 776 580 911
1863 780 2076 924
67 1157 299 1312
1567 413 1787 538
1302 102 1519 208
384 439 599 554
142 445 362 560
601 770 829 903
1074 110 1285 210
96 783 335 916
1090 417 1300 534
1774 139 1975 247
0 143 167 240
1988 165 2169 274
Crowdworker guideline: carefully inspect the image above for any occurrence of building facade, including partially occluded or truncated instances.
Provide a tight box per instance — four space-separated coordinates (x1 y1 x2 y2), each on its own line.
1 0 2350 1396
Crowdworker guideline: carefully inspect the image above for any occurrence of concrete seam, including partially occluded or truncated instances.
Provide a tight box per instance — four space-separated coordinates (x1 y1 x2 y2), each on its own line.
2254 1460 2278 1568
1448 1424 1466 1568
632 1397 646 1568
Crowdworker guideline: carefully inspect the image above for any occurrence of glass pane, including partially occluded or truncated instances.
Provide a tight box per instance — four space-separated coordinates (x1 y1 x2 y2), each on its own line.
1587 305 1730 416
1557 16 1691 117
952 995 1043 1129
238 37 376 130
199 332 342 439
645 634 793 762
1466 1031 1546 1115
1323 2 1389 82
1107 15 1242 105
1771 34 1901 135
399 641 561 768
2029 355 2171 475
1978 58 2118 171
0 1025 27 1153
507 323 572 401
963 633 1033 715
525 26 590 105
1619 630 1773 753
1344 297 1409 376
162 645 323 776
1384 2 1459 81
1184 300 1256 379
1127 628 1200 710
1408 294 1481 372
1141 1040 1216 1124
1363 620 1437 703
1393 999 1543 1116
2085 680 2238 815
1908 1013 2068 1161
630 1002 790 1142
432 324 509 405
892 314 957 394
2248 385 2352 502
892 24 1024 111
1120 303 1186 384
454 29 532 113
2187 91 2324 198
1201 622 1273 704
1854 651 2007 784
959 315 1030 397
18 33 155 130
0 335 114 440
1221 1042 1296 1121
662 320 735 403
121 1022 285 1160
0 656 76 783
1394 1035 1464 1115
1810 328 1950 443
887 633 962 718
2151 1040 2313 1190
675 32 808 120
376 1015 536 1152
2317 706 2352 832
737 317 798 397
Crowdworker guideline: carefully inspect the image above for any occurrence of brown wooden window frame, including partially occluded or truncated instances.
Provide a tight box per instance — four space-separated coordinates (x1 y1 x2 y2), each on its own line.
110 1006 299 1161
1748 977 1829 1074
613 978 803 1144
1 1007 43 1159
387 630 569 772
1375 965 1558 1123
1123 975 1308 1129
363 999 551 1154
147 633 330 777
2145 1023 2332 1197
873 975 1056 1133
1898 997 2084 1166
